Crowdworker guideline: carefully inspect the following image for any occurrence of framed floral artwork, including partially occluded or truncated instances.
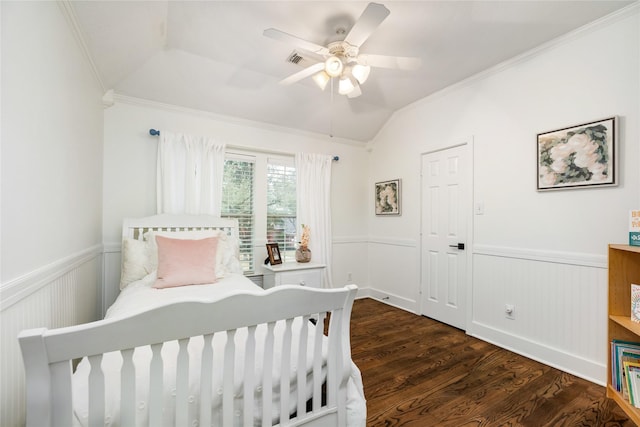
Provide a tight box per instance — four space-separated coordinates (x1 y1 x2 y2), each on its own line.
375 179 401 215
537 117 617 191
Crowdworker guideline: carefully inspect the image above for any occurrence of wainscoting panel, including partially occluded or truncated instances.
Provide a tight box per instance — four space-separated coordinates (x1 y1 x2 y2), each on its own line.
102 244 122 316
368 236 419 313
470 247 608 384
0 252 101 427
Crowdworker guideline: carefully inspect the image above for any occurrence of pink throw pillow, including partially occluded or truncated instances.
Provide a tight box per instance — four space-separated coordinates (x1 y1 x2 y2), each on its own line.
153 235 218 289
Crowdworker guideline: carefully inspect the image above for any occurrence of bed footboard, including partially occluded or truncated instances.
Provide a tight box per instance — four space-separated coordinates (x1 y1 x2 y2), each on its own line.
19 284 359 427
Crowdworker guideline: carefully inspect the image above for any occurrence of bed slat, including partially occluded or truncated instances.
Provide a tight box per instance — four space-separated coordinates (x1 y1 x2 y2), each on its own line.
280 317 294 425
312 312 326 413
243 325 257 426
87 355 105 427
199 333 215 426
296 315 310 420
175 338 190 425
120 348 136 425
222 329 237 426
327 310 341 408
148 343 163 426
262 321 276 427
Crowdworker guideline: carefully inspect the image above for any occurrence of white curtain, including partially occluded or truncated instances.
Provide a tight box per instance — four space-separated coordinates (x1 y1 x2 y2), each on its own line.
157 130 226 216
295 153 333 288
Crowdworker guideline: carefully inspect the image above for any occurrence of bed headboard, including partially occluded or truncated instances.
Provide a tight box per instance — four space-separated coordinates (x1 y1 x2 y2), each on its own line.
122 214 239 241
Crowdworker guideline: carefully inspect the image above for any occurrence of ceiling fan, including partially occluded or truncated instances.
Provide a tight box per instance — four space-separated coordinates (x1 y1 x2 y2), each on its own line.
263 2 421 98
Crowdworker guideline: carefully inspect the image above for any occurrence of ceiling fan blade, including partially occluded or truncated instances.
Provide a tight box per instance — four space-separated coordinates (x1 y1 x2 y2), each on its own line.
358 54 421 70
344 3 390 47
263 28 330 56
279 62 326 85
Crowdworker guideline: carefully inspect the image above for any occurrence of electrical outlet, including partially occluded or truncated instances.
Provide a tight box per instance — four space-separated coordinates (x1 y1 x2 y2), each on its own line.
505 304 515 319
347 272 352 282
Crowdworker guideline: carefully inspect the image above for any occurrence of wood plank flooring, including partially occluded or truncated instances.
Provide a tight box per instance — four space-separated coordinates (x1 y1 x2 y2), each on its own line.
350 298 633 427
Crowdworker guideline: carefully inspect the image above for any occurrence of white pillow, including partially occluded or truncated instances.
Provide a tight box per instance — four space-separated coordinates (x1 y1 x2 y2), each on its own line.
217 234 242 275
120 238 154 289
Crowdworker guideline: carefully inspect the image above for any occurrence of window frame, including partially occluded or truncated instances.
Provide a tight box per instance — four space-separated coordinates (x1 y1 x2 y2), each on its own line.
222 151 297 274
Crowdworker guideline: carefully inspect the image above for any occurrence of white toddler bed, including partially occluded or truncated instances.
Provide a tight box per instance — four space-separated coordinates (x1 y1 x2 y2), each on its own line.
19 214 366 427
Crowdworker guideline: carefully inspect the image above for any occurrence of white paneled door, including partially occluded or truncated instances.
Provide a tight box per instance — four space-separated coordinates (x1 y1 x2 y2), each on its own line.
420 144 470 330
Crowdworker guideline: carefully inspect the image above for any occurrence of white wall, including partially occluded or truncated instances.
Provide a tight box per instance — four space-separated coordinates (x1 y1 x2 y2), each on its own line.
0 2 104 426
102 99 370 308
367 7 639 384
1 2 104 282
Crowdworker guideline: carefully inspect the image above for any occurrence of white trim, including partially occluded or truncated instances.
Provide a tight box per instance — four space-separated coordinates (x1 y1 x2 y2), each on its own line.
366 288 417 314
332 236 368 245
107 234 362 252
103 242 121 253
368 236 417 248
0 245 103 312
470 321 605 385
113 93 366 147
57 0 105 92
374 2 640 146
473 244 607 268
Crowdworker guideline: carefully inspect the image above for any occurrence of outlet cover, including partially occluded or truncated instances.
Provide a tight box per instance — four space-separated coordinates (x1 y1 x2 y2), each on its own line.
505 304 515 319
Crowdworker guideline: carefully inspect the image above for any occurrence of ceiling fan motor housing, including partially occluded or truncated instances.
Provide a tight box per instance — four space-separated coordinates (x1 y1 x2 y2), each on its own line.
328 41 359 62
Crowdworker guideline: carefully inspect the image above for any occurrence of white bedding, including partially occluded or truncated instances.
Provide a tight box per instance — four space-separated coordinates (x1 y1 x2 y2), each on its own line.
72 274 366 426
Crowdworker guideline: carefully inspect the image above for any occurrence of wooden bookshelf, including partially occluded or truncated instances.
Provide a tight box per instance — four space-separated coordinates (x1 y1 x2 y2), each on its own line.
607 244 640 425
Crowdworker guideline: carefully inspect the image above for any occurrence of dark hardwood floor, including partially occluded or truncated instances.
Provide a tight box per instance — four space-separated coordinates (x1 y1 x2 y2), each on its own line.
350 298 634 427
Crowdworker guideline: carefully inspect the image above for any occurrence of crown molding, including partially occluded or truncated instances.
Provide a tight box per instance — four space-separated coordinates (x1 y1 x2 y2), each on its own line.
57 0 105 92
378 2 640 138
112 93 368 148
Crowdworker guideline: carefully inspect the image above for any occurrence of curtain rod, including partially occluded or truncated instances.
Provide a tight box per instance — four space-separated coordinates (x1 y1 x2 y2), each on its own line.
149 129 339 161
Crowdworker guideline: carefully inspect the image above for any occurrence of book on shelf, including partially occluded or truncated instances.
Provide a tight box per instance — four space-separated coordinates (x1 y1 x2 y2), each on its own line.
630 210 640 246
611 340 640 397
633 284 640 323
624 361 640 408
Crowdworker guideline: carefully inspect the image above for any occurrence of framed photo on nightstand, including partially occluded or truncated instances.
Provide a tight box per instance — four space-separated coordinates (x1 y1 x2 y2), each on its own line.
266 243 282 265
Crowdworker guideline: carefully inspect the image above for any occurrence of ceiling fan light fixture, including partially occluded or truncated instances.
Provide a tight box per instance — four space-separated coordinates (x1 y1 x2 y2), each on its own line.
347 83 362 98
312 71 330 91
338 75 357 95
324 56 343 78
351 64 371 85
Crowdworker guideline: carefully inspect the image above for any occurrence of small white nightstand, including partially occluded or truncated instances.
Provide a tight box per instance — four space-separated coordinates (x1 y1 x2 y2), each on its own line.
262 262 326 289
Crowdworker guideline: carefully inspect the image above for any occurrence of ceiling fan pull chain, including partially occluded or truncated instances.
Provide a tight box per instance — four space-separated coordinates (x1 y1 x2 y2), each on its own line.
329 78 334 138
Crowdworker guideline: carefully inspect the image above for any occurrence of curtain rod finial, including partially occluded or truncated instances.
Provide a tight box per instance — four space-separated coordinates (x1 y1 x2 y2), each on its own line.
332 156 339 161
149 129 160 136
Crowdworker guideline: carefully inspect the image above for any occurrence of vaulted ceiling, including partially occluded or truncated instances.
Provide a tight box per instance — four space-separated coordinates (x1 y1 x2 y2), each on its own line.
69 1 635 142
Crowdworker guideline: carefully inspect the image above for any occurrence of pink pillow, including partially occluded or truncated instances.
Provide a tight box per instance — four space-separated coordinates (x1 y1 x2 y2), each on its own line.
153 235 218 289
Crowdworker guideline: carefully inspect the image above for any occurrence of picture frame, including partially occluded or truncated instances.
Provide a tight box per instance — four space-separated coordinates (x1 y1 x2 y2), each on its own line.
537 117 617 191
375 179 401 216
265 243 282 265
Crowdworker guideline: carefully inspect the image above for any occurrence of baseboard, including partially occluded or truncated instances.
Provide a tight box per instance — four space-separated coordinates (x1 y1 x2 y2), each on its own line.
358 287 418 314
469 320 605 386
358 287 606 386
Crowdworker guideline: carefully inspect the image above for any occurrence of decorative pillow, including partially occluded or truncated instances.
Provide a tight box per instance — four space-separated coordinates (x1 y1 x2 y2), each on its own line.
153 235 219 289
215 233 243 275
145 229 241 277
120 238 154 289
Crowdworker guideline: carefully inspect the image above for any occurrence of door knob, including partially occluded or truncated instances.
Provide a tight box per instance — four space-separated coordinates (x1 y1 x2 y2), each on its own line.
449 243 465 250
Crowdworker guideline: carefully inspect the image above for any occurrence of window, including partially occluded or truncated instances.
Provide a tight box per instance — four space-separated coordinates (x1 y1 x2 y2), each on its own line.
221 157 255 273
267 158 297 262
221 153 297 274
